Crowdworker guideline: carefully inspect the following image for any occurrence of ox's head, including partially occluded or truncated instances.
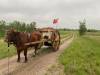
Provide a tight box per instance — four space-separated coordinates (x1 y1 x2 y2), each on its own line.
5 29 18 46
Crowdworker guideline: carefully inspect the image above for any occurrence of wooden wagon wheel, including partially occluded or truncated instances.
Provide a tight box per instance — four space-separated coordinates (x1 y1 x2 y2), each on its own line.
52 30 60 51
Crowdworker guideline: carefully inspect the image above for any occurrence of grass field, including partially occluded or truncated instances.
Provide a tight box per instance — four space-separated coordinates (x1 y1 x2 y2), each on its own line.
0 30 70 59
0 32 5 38
86 31 100 36
59 33 100 75
0 40 16 59
59 30 73 39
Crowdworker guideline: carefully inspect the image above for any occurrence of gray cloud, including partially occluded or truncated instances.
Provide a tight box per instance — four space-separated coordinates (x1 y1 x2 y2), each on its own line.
0 0 100 29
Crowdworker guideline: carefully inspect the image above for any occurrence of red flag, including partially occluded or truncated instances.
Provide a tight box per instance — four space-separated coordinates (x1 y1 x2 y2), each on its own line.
53 18 59 24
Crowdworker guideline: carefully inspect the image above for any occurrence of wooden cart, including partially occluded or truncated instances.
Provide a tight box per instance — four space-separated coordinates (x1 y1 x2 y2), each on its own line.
39 27 60 51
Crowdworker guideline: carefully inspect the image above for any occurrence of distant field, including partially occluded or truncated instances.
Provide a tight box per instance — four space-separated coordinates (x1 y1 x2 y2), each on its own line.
59 33 100 75
86 31 100 36
0 30 70 59
59 30 73 39
59 30 70 35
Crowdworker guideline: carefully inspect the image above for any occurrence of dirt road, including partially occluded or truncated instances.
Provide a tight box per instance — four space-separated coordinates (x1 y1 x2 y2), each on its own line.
0 36 74 75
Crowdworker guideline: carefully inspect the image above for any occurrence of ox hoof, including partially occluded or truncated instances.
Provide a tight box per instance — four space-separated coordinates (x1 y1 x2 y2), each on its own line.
17 60 20 62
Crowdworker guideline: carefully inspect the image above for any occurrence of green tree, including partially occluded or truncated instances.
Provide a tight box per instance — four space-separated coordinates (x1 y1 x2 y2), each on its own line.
0 20 6 37
0 20 37 37
0 20 6 31
29 22 36 31
79 19 87 35
9 21 21 31
26 22 36 32
20 22 26 32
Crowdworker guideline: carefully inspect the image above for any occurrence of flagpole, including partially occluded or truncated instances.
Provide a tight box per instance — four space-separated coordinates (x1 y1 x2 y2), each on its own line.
55 21 57 30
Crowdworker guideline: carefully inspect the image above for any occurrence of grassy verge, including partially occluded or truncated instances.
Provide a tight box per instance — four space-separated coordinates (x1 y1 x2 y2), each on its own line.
0 40 16 59
59 35 100 75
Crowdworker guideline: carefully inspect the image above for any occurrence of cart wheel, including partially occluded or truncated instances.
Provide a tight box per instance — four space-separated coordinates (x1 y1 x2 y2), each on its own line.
53 40 60 51
52 31 60 51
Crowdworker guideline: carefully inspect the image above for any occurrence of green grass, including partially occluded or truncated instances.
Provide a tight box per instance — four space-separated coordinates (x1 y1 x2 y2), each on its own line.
0 39 16 59
59 34 100 75
59 30 73 39
59 30 71 35
86 32 100 36
0 31 5 38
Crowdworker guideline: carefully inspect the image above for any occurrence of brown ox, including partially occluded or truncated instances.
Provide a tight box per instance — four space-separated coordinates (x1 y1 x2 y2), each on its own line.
5 29 42 62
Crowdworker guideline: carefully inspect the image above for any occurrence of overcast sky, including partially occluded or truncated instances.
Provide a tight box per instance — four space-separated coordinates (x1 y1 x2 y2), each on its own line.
0 0 100 29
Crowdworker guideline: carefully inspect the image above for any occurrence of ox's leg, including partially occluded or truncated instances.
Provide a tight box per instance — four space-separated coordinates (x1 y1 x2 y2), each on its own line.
24 49 28 62
34 46 38 56
17 49 21 62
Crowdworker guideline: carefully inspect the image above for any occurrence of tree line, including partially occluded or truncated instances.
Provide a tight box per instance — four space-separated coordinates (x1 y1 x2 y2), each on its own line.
0 20 36 37
79 19 99 36
0 19 99 37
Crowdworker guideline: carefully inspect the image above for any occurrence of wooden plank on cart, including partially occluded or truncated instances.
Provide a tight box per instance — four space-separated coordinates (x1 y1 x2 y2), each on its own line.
25 39 47 45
